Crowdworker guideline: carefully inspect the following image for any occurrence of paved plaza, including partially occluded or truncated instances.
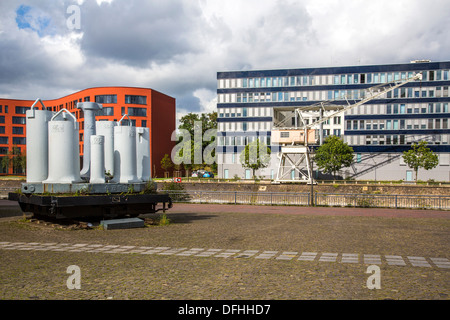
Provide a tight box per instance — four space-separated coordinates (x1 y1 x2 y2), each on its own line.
0 201 448 300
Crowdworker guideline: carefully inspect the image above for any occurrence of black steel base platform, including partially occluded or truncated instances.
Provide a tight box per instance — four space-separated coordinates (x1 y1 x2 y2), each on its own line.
8 192 172 219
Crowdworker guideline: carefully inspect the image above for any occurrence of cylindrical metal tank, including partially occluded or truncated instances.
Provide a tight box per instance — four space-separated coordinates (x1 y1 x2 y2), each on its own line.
136 127 151 181
95 121 115 178
43 109 83 184
112 115 139 183
90 135 105 184
26 99 53 183
77 102 102 180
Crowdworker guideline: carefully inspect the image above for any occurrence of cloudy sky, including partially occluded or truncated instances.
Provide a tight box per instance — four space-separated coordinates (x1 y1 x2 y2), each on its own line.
1 0 449 121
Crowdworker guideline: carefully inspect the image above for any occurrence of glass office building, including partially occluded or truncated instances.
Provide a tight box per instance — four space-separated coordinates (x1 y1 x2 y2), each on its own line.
217 60 450 181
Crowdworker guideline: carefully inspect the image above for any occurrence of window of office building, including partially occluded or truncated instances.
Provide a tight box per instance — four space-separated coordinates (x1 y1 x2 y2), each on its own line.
13 137 26 145
100 107 114 116
120 119 136 126
125 95 147 105
12 117 26 124
0 137 8 144
15 106 30 114
127 107 147 117
12 127 23 135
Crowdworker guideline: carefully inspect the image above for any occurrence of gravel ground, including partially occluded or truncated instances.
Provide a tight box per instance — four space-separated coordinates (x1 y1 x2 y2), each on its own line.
0 202 448 301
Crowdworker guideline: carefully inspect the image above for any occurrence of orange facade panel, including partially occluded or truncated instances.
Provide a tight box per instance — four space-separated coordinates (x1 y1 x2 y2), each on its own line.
0 87 175 177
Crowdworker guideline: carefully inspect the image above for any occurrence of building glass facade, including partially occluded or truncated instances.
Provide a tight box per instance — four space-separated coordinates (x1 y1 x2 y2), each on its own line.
0 87 176 177
217 61 450 181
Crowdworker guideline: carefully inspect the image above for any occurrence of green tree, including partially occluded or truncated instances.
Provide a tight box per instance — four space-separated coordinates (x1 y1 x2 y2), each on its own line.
402 141 439 182
239 139 271 179
160 153 173 176
175 111 217 172
1 146 26 175
314 136 354 179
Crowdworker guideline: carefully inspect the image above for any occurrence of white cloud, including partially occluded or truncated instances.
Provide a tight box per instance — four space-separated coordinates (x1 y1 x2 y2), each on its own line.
193 88 217 114
0 0 449 115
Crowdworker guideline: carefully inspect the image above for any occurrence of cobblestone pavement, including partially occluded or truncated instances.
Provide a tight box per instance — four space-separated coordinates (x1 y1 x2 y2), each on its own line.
0 203 448 300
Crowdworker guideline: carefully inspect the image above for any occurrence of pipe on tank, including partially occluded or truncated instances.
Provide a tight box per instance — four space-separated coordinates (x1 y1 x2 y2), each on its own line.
77 102 103 180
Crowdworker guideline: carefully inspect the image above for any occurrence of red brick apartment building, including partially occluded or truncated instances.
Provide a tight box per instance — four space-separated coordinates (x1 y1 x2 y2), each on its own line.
0 87 176 177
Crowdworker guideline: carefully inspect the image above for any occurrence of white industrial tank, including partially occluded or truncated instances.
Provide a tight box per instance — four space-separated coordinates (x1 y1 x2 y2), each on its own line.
77 102 102 179
136 127 151 181
90 135 106 184
112 115 139 183
95 121 115 178
26 99 53 183
43 109 82 184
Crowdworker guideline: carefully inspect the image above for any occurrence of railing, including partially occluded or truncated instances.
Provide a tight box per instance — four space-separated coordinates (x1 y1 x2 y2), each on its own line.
315 193 450 210
162 190 450 210
155 177 450 186
164 190 311 206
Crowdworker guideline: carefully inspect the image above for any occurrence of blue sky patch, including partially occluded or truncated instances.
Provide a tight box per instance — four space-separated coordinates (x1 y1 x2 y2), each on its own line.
15 4 52 37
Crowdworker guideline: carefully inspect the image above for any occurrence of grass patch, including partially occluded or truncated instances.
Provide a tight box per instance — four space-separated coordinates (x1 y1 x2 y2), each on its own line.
144 214 171 227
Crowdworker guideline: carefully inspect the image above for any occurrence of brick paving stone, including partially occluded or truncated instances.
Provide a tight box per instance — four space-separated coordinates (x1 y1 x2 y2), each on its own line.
195 249 222 257
276 252 298 260
137 246 153 250
430 258 450 269
235 250 259 258
214 249 241 258
363 254 382 264
176 248 205 256
141 247 171 255
341 253 359 263
158 248 188 255
319 253 338 262
255 251 279 259
124 249 150 254
408 256 432 267
385 255 407 266
298 252 318 261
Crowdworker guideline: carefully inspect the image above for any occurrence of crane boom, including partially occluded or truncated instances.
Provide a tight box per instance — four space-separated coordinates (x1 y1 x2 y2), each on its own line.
303 72 423 129
272 72 423 184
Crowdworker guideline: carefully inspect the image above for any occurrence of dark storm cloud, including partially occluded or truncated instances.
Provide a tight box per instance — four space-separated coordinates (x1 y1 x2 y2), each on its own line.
79 0 203 66
0 0 449 112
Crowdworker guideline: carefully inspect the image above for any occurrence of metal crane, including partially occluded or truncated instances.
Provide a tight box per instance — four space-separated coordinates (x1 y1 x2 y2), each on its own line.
271 72 423 184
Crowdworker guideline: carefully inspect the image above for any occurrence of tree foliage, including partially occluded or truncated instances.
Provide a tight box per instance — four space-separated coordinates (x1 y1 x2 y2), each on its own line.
402 141 438 182
314 136 354 178
0 146 26 174
160 153 174 172
175 111 217 171
239 139 271 178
